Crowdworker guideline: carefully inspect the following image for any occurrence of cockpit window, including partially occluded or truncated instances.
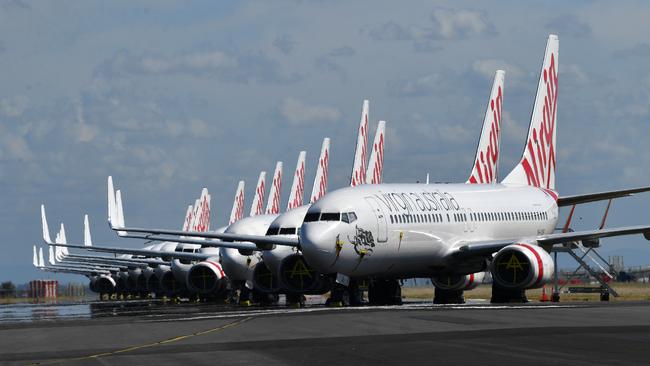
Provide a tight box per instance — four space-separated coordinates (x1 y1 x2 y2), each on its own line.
342 212 357 223
265 226 280 235
304 211 357 223
304 213 320 222
279 227 297 235
320 212 341 221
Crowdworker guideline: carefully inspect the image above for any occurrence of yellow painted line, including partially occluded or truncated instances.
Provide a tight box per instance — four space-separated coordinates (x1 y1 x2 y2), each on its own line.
31 316 252 365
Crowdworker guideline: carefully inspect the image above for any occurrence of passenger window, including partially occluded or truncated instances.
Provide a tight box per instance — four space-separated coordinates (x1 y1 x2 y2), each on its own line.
390 215 394 224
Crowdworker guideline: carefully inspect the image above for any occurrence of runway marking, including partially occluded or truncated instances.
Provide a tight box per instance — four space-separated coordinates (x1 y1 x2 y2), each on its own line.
30 316 252 365
145 303 582 322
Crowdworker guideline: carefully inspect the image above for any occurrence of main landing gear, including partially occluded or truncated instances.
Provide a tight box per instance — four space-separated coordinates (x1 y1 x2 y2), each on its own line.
490 284 528 303
368 279 402 306
433 288 465 304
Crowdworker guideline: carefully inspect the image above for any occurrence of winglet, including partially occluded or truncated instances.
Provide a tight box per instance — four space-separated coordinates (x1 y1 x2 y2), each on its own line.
41 204 53 244
39 248 45 268
266 162 283 215
107 176 116 227
48 246 55 265
250 171 266 217
310 138 330 204
115 189 127 236
84 214 92 246
366 120 386 184
33 246 38 267
229 181 245 225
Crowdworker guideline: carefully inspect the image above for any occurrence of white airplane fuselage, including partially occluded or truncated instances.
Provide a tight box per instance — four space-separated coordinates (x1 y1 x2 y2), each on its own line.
220 214 278 282
300 183 558 278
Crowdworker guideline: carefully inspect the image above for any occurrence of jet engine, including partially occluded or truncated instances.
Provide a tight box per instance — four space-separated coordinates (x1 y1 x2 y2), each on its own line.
147 273 160 293
491 243 553 289
160 270 184 294
278 254 329 294
95 275 117 294
186 260 227 294
252 261 281 293
431 272 485 291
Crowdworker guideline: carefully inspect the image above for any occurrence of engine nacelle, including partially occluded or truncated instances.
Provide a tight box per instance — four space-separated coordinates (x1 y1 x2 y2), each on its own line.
491 243 553 289
252 261 281 293
126 268 142 291
147 273 160 293
186 260 227 294
89 276 98 293
95 275 117 294
432 272 485 291
160 270 184 294
278 254 330 294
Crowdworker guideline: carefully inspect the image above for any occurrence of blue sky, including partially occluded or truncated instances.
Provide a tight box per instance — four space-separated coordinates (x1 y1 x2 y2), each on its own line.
2 0 650 282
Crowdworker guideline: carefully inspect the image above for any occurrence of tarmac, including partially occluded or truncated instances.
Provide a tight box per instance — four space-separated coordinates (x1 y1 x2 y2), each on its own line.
2 299 650 365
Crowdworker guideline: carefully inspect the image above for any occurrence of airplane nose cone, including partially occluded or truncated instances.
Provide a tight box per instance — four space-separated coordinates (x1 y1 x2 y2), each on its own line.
220 247 257 282
300 223 340 273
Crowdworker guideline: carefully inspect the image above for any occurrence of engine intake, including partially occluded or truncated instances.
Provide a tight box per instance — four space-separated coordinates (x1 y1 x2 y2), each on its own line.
432 272 485 291
278 254 329 294
95 275 117 294
147 274 160 293
186 260 226 294
491 243 553 289
252 261 280 293
160 271 184 294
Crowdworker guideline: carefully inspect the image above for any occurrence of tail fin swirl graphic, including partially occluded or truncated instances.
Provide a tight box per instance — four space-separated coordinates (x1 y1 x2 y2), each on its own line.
503 34 559 190
250 171 266 217
287 152 306 210
230 181 245 225
468 70 505 184
350 100 369 186
310 138 330 204
266 162 283 215
366 121 385 185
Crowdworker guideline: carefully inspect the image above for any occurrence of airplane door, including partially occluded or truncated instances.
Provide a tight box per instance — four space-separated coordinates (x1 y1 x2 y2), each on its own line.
365 197 388 242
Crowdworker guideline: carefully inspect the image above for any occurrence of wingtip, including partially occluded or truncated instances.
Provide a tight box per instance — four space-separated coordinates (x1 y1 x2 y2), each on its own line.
41 204 52 244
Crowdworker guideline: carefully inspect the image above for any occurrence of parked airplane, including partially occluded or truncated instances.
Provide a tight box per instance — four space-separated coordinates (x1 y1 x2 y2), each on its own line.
102 35 650 306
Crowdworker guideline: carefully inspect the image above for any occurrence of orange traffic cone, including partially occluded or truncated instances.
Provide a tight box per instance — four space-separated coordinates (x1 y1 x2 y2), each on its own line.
540 286 549 302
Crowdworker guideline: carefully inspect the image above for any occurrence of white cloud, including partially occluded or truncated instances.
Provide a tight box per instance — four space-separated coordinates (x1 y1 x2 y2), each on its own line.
368 8 496 42
472 59 524 86
73 102 98 143
429 8 497 40
0 95 28 117
279 97 341 125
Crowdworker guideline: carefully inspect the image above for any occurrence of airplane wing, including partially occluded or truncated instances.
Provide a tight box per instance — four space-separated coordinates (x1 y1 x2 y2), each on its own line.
557 186 650 206
47 242 218 262
450 225 650 259
40 266 109 275
121 232 268 251
104 183 300 248
118 229 299 248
